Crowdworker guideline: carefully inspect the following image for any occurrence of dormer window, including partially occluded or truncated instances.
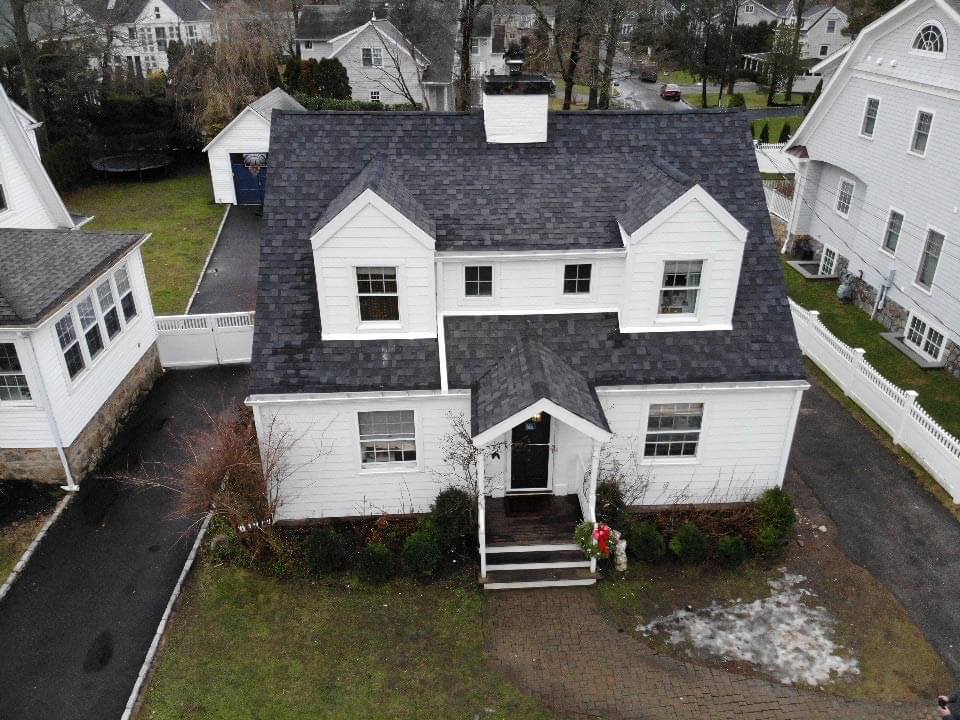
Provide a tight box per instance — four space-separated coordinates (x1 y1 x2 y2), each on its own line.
357 266 399 321
658 260 703 315
912 23 944 53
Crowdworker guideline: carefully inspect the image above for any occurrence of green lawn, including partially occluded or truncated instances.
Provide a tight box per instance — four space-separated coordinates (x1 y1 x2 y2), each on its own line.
0 514 47 580
139 563 554 720
783 261 960 439
686 91 804 109
752 115 804 141
64 166 224 315
658 69 699 85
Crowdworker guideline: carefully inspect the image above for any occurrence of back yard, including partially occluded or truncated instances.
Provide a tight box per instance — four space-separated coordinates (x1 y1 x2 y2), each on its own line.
64 166 224 315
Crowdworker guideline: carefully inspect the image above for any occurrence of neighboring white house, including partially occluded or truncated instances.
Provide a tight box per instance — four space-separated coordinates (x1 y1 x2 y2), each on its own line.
247 65 808 588
295 7 455 110
619 1 679 38
738 0 850 60
786 0 960 375
203 87 304 205
468 4 555 76
0 86 160 486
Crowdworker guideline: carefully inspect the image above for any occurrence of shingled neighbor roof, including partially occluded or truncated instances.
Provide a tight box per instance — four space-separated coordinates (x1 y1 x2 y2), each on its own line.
295 4 365 39
314 158 435 238
250 88 305 118
250 110 805 396
616 159 697 235
74 0 210 24
0 229 145 326
471 338 609 437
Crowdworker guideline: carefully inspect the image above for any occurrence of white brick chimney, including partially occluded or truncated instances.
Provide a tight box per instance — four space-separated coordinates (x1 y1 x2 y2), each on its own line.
481 55 553 144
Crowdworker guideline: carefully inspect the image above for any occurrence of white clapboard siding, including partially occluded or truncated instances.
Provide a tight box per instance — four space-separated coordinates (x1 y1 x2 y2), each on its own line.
791 300 960 501
205 109 271 205
0 116 60 229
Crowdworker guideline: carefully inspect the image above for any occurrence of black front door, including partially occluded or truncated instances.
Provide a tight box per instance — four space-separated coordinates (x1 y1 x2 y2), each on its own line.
510 413 551 490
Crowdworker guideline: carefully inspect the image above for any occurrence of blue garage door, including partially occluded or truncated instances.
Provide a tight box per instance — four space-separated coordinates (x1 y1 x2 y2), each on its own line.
230 153 268 205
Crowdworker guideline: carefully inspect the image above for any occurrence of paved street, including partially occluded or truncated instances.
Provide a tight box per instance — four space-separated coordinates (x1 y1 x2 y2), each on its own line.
0 368 249 720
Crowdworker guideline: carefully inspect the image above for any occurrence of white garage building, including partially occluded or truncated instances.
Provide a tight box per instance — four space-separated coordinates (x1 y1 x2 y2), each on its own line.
203 88 305 205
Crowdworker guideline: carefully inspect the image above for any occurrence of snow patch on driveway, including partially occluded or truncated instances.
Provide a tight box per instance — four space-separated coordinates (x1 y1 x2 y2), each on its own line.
639 572 859 686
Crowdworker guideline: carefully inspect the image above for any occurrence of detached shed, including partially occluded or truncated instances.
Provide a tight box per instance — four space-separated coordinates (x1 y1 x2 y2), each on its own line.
204 88 305 205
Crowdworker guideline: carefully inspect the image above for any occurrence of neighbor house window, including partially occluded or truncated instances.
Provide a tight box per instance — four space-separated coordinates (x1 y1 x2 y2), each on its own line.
155 26 166 50
860 97 879 137
644 402 703 458
97 280 122 339
369 90 380 102
915 229 944 289
744 3 755 12
153 5 160 18
115 265 137 321
357 266 399 321
303 40 313 49
55 314 85 379
464 265 493 296
882 210 903 254
128 26 136 39
826 19 836 32
819 44 829 56
358 410 416 465
819 246 837 276
835 179 854 216
362 47 383 66
0 343 30 402
658 260 702 315
0 185 6 212
563 263 591 294
77 295 104 360
905 313 945 360
912 23 944 53
910 111 933 155
470 37 480 54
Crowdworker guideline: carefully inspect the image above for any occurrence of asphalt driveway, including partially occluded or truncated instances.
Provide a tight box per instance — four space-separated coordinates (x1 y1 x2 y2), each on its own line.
785 381 960 678
189 205 261 314
0 367 249 720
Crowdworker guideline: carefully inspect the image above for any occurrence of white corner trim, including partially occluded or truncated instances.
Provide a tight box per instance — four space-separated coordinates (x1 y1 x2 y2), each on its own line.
629 185 749 246
0 492 74 604
311 188 435 251
185 205 230 313
245 388 466 405
119 512 212 720
473 397 612 447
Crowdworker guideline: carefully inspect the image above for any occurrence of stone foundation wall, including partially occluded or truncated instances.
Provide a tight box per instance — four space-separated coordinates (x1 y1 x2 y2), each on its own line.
0 343 162 485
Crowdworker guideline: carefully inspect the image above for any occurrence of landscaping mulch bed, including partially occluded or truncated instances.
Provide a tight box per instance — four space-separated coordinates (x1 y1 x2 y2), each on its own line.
0 480 59 528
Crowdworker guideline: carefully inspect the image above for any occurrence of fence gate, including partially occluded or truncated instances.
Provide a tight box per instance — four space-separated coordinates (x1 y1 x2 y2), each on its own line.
156 312 255 368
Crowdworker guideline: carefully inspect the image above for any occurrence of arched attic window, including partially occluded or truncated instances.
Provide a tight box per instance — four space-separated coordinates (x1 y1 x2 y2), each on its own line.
912 22 945 54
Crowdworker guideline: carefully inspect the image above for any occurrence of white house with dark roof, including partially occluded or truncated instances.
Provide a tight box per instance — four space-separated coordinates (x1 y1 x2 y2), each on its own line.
786 0 960 375
737 0 850 59
467 4 555 76
203 87 305 205
0 86 159 486
247 65 808 589
295 6 455 110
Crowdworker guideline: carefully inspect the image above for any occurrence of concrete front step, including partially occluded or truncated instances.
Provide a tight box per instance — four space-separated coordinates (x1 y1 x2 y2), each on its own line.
482 566 597 590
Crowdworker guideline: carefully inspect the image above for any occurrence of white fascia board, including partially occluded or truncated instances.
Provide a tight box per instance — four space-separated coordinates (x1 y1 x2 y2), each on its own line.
246 388 466 405
202 106 269 152
436 248 624 260
618 322 734 333
473 398 612 447
595 379 810 394
310 187 435 251
328 23 372 58
628 184 748 246
371 22 427 65
443 307 620 317
321 330 437 340
810 44 849 73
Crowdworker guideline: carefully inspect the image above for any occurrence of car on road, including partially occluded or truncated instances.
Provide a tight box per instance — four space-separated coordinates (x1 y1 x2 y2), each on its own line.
637 64 659 82
659 83 682 101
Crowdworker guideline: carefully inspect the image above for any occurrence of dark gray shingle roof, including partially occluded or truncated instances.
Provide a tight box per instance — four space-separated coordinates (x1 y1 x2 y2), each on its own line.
251 110 805 395
616 159 696 235
250 88 305 117
295 4 365 39
471 338 609 437
0 229 144 326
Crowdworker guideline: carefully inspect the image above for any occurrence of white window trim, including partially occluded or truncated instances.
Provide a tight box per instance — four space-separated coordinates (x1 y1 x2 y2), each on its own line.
355 409 420 472
903 310 947 362
819 44 829 56
826 19 836 32
879 206 905 258
561 262 593 296
909 20 946 57
744 3 755 12
859 95 880 139
362 47 384 67
818 245 838 276
912 225 946 294
640 401 705 465
462 263 495 300
656 259 704 320
0 340 33 406
834 178 855 218
303 40 313 49
908 107 934 158
369 90 380 102
355 264 402 328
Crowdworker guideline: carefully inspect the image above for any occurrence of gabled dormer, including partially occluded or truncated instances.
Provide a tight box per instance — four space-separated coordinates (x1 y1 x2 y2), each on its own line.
616 167 748 333
310 159 437 340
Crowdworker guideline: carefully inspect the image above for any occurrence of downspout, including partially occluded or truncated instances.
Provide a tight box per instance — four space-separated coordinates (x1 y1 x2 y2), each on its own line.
435 256 448 392
870 269 894 321
23 332 77 491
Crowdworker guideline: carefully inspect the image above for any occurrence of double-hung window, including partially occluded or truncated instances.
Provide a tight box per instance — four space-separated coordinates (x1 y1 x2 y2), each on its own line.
905 313 945 361
882 210 903 254
819 44 830 56
644 403 703 458
563 263 591 294
826 19 836 32
97 280 122 339
0 343 30 402
358 410 417 465
357 267 399 321
470 37 480 54
115 265 137 321
915 229 944 289
369 90 380 102
464 265 493 296
860 97 879 137
744 3 755 12
361 47 383 67
835 179 854 216
819 246 838 276
77 295 104 360
911 111 933 155
55 314 85 379
658 260 702 315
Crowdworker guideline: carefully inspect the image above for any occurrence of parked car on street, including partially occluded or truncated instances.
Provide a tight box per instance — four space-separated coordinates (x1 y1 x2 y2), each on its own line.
637 63 659 82
659 83 682 100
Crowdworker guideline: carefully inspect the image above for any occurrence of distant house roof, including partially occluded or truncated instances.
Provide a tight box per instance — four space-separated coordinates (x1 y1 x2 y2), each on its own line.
250 87 305 118
74 0 211 24
0 229 145 326
249 110 805 396
295 4 367 39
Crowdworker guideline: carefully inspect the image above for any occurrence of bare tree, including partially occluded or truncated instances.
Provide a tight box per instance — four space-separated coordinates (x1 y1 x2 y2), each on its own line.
537 0 596 110
431 412 508 501
360 23 429 108
455 0 484 110
783 0 805 100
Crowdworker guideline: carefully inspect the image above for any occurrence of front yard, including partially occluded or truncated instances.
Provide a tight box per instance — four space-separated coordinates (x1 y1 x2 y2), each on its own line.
782 261 960 440
64 165 224 315
138 562 554 720
685 91 805 109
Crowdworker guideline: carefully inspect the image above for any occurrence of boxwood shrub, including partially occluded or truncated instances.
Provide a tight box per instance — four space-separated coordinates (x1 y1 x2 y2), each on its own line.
716 534 748 567
401 530 441 580
358 542 394 583
304 527 350 575
668 522 709 563
626 521 665 563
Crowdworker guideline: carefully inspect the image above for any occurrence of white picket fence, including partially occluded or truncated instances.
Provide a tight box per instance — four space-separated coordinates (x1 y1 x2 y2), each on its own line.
762 178 794 221
155 311 255 368
790 300 960 502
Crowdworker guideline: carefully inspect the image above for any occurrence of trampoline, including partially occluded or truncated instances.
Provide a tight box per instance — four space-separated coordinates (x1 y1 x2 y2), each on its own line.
92 152 172 178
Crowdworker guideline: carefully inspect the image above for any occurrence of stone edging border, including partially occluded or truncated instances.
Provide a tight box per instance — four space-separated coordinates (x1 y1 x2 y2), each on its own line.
0 492 75 604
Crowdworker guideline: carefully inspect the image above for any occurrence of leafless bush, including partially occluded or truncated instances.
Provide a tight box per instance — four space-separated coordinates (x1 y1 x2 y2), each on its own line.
431 411 507 500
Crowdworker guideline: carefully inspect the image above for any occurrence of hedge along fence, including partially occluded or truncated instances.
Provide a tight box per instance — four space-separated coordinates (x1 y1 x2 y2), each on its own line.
292 94 421 112
791 300 960 502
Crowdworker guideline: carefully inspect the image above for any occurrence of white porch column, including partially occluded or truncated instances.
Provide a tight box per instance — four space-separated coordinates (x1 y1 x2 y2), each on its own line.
477 449 487 579
588 439 601 574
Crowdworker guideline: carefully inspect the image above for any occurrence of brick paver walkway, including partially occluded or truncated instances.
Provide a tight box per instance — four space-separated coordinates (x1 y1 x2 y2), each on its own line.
484 588 929 720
